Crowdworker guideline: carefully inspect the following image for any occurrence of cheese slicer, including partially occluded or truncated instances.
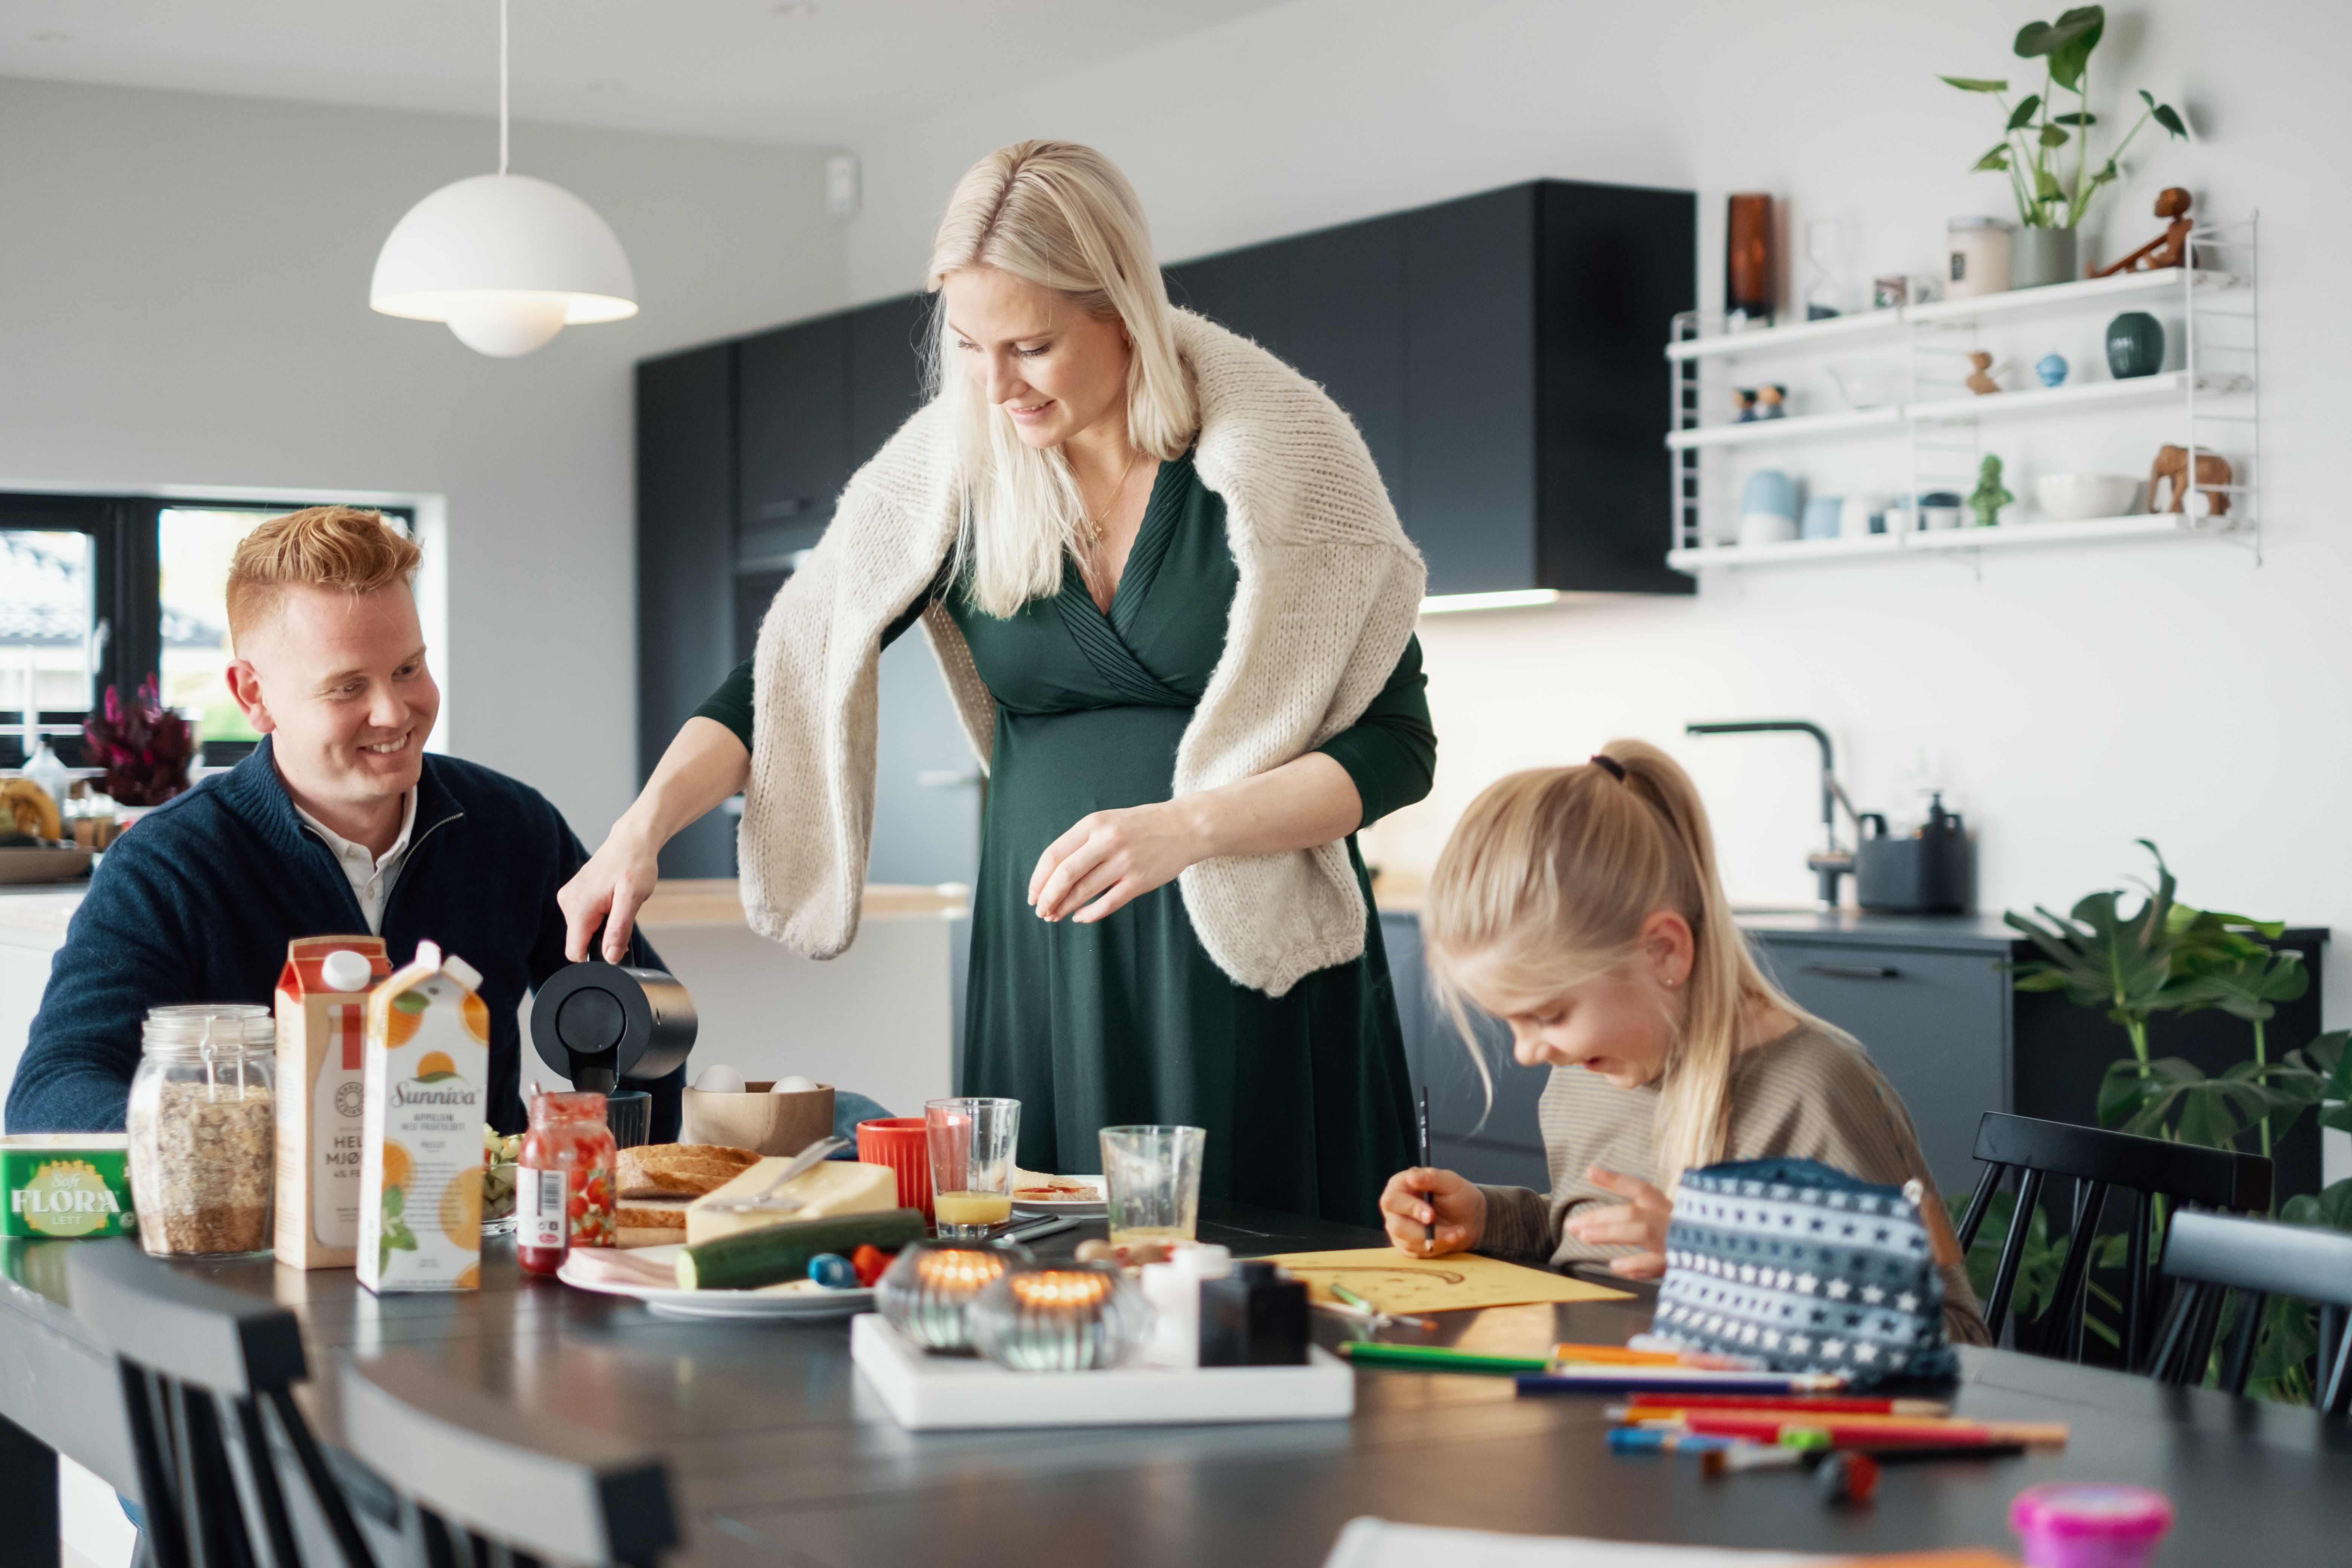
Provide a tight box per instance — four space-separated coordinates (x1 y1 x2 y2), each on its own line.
702 1135 849 1213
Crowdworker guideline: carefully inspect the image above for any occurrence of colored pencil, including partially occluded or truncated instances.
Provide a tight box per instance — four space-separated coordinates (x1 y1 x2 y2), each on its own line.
1340 1341 1550 1375
1607 1427 1738 1454
1417 1086 1435 1247
1703 1440 2029 1475
1612 1394 1954 1417
1551 1342 1764 1370
1517 1370 1850 1396
1664 1412 2069 1447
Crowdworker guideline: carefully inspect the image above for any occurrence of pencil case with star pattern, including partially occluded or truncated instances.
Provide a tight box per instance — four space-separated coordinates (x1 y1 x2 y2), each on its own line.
1648 1157 1955 1387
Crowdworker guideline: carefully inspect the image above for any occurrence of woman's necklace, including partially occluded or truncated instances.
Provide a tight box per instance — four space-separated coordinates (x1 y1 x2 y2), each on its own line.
1084 446 1142 547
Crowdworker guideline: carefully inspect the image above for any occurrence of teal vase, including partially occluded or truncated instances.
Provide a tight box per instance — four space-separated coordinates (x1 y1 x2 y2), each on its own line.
2106 311 2165 379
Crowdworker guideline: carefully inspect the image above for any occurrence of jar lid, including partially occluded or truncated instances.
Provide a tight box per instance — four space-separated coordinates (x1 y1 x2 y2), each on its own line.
1949 215 2009 229
142 1004 274 1056
2010 1483 2174 1542
530 1089 609 1121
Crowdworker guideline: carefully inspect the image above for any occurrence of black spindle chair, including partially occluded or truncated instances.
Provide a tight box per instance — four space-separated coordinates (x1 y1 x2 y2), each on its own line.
339 1350 677 1568
2150 1208 2352 1410
65 1240 375 1568
1954 1112 2271 1368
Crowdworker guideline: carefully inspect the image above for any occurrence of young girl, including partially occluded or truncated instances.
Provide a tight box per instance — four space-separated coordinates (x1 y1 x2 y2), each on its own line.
1378 744 1988 1345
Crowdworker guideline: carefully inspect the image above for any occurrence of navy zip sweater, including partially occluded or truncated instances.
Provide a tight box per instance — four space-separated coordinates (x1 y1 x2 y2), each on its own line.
5 738 680 1138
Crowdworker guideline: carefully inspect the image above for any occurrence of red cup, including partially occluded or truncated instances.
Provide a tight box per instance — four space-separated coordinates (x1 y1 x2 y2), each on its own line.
856 1117 934 1222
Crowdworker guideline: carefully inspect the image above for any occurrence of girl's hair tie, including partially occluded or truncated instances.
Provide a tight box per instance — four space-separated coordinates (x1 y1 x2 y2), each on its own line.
1590 753 1626 782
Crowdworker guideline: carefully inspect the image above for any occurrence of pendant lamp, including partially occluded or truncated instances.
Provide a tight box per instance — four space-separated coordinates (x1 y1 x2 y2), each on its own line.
370 0 637 356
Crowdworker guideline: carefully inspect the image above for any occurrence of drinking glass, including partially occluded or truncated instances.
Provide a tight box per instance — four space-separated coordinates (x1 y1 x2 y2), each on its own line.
1098 1125 1206 1246
925 1097 1020 1238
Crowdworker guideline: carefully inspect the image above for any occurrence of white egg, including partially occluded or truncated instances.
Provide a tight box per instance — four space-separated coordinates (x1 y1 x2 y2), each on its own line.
693 1064 746 1093
770 1075 818 1094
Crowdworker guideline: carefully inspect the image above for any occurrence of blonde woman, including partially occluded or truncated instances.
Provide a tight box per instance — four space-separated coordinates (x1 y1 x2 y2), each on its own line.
1376 746 1986 1344
562 142 1431 1225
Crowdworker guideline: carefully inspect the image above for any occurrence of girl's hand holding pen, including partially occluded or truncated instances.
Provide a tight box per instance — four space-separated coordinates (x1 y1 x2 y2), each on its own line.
1379 1166 1484 1256
1562 1165 1674 1279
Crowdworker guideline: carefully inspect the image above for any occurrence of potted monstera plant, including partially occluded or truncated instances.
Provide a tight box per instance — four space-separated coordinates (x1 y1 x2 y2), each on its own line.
1942 6 2189 286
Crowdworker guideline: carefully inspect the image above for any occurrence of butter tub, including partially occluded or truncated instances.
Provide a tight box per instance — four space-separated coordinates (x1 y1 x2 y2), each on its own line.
1 1134 135 1239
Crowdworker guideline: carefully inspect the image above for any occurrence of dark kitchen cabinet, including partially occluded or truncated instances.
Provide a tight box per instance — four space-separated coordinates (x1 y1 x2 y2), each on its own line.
1165 179 1695 597
737 311 851 562
635 342 738 878
850 294 934 463
1383 911 1550 1192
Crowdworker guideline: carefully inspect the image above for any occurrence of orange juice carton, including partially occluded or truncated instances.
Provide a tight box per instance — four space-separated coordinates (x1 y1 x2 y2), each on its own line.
357 940 492 1293
274 936 391 1268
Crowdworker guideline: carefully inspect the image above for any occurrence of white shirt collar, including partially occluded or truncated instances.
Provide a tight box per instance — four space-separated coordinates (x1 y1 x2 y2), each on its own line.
294 790 417 871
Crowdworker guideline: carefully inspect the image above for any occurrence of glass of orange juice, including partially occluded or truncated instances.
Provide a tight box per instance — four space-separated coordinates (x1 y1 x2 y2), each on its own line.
925 1097 1021 1238
1098 1125 1206 1247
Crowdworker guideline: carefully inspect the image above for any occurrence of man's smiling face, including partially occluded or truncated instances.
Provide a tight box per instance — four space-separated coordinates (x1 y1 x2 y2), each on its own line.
227 581 440 824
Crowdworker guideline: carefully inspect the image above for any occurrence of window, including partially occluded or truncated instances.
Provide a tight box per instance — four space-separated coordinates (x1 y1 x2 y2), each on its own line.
0 494 413 768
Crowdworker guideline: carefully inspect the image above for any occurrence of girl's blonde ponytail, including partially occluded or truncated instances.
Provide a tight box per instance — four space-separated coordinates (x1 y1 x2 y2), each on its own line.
1421 742 1815 1186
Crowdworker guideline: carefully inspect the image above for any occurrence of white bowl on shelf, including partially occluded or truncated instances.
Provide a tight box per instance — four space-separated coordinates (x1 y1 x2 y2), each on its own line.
1826 360 1904 410
2035 473 2140 521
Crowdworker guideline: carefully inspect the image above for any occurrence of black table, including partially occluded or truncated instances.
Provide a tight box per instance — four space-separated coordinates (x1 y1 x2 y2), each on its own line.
8 1204 2350 1567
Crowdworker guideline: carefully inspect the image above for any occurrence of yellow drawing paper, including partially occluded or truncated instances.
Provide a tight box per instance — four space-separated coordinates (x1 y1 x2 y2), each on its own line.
1256 1248 1633 1314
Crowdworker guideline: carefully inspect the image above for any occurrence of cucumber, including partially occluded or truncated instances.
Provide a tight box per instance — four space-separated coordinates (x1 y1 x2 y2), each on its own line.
676 1207 928 1291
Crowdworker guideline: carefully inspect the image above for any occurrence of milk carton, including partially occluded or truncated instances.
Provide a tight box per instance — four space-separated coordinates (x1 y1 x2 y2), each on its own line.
274 936 390 1268
356 941 490 1293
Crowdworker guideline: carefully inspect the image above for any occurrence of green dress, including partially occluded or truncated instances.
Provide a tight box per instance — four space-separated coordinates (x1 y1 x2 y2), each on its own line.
697 452 1433 1226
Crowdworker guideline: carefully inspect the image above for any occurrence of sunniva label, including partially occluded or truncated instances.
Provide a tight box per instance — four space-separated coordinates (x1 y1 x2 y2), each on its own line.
356 942 492 1294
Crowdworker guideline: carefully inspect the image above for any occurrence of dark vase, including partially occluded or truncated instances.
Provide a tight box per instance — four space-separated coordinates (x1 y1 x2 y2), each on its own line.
2106 311 2165 379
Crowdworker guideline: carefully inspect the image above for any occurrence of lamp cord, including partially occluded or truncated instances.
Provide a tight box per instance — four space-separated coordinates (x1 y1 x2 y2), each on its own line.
498 0 509 175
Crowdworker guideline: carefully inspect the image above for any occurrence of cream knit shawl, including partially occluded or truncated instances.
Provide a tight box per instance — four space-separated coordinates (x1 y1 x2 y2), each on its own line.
738 308 1426 997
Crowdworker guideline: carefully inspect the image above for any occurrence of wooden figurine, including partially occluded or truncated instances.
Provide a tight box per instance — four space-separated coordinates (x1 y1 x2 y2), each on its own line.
1733 387 1759 422
1965 352 2002 395
2148 444 2232 516
1968 455 2013 528
1756 383 1788 419
2092 188 2194 278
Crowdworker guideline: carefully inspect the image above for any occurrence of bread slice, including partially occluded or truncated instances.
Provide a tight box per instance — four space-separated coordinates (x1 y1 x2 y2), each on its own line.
616 1143 761 1199
616 1195 691 1240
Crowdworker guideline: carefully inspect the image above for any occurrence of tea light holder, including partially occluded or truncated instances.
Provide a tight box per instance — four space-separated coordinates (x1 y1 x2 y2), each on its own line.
877 1240 1034 1354
969 1262 1153 1373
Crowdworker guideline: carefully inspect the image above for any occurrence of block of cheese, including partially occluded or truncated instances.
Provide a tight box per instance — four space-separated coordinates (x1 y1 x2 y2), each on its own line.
684 1157 899 1246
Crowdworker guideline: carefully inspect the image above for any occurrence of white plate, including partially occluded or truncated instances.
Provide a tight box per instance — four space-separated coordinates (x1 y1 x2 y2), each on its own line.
557 1243 873 1321
1010 1170 1106 1217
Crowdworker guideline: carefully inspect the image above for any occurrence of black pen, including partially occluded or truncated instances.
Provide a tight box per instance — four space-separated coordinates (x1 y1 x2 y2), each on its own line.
1418 1085 1435 1247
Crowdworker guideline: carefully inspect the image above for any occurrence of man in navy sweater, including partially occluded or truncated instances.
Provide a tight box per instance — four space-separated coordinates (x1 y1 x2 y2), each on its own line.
6 507 681 1138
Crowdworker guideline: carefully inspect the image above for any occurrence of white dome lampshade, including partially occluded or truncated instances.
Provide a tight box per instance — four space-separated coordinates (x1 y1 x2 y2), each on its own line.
370 173 637 357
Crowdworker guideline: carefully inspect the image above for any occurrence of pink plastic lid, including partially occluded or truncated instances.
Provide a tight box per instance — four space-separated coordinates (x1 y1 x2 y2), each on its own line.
2010 1483 2175 1542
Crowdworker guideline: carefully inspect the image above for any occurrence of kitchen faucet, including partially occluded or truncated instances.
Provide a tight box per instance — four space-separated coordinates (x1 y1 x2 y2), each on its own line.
1685 720 1860 910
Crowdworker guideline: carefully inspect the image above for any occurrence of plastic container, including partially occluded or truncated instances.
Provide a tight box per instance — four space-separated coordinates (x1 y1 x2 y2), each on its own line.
516 1090 616 1275
128 1006 276 1257
2010 1483 2173 1568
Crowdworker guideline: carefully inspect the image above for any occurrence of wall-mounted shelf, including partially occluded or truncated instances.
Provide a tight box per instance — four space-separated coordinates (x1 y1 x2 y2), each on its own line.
1665 267 2245 362
1667 513 2237 572
1664 218 2262 571
1667 370 2251 451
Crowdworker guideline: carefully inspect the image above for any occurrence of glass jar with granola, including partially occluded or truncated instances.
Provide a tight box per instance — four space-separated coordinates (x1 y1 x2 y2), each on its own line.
127 1004 277 1257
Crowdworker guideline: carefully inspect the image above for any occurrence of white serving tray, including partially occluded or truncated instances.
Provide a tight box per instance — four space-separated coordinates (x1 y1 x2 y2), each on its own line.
850 1314 1354 1430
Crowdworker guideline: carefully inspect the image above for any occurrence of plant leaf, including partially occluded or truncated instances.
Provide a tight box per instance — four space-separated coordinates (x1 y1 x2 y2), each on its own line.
2052 112 2098 126
2039 124 2071 148
2150 101 2188 138
2007 93 2044 132
1972 144 2015 173
1942 75 2011 93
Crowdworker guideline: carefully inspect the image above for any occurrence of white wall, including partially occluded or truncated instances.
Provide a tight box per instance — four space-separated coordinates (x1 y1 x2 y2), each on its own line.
839 0 2352 1021
0 77 845 836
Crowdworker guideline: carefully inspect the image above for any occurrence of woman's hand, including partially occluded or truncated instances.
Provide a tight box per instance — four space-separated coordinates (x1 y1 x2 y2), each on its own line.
1378 1167 1485 1257
1029 752 1364 925
1562 1165 1675 1279
560 716 749 962
1028 802 1203 923
560 821 663 963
